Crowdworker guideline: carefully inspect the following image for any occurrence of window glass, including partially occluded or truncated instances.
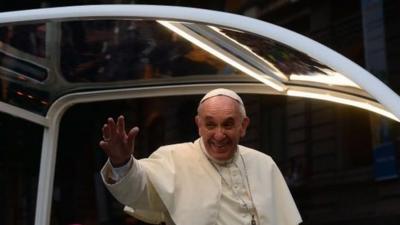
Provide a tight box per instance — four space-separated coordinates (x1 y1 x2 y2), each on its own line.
0 19 376 119
60 20 239 83
0 23 46 58
0 112 42 225
0 23 49 115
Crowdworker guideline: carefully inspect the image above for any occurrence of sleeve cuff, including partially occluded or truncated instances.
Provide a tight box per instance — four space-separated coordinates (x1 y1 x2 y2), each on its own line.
110 155 134 180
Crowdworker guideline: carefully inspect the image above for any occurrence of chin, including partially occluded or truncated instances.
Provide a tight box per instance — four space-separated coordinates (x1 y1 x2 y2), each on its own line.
214 155 233 161
209 148 234 161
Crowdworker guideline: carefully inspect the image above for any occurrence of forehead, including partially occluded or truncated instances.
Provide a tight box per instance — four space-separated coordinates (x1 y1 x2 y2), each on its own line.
199 96 240 118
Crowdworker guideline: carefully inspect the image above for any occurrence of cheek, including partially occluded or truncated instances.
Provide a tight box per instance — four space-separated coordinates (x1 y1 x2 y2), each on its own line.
202 130 212 139
200 130 216 142
198 126 208 137
239 128 245 137
230 129 243 140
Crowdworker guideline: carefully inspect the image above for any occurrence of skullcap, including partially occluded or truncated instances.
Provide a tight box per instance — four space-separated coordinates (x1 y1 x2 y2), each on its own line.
199 88 244 105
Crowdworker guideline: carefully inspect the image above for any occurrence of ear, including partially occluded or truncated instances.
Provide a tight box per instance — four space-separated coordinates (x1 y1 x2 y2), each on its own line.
195 115 202 135
240 117 250 137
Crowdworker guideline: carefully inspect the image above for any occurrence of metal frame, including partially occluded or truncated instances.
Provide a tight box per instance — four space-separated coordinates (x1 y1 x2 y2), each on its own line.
0 101 48 126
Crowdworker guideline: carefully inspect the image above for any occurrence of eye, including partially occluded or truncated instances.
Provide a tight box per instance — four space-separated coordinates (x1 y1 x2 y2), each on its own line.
205 122 216 130
223 120 235 130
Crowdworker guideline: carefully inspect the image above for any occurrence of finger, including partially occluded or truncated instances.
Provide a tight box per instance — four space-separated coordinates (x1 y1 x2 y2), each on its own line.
128 126 139 140
127 126 140 152
107 117 116 138
117 115 125 135
102 124 110 139
99 140 110 153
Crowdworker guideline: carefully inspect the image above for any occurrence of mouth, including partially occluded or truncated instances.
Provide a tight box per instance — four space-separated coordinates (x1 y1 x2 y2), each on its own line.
210 140 230 151
211 141 228 148
206 140 236 161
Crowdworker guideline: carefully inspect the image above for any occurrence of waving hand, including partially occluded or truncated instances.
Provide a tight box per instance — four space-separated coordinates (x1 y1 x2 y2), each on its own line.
99 115 139 167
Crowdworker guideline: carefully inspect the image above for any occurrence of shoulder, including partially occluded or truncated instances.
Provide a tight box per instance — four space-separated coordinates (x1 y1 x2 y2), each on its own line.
157 141 196 152
238 145 282 176
239 145 276 165
150 141 198 159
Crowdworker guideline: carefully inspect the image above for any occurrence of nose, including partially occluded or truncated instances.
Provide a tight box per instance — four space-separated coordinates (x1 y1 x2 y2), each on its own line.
213 127 226 141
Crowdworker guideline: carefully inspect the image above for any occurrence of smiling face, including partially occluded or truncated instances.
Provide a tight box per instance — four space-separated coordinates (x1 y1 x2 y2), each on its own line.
195 96 250 161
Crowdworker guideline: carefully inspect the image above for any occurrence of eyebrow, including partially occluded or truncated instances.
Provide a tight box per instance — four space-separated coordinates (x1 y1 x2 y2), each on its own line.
204 116 235 122
204 116 214 121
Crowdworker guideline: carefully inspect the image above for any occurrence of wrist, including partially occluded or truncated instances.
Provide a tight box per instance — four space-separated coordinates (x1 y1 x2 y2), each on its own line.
110 155 132 168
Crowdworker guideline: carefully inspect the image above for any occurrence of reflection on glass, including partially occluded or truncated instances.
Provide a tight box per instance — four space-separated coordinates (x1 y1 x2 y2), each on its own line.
0 50 48 81
61 20 239 83
0 23 46 58
208 25 288 81
0 77 50 115
0 113 42 225
0 19 382 120
158 21 286 92
289 68 360 88
217 28 332 78
0 23 49 115
287 88 398 121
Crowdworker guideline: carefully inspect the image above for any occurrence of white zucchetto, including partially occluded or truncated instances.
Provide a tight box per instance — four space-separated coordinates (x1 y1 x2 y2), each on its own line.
199 88 244 106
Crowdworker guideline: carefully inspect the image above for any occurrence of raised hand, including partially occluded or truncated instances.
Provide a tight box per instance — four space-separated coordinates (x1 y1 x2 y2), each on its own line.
99 115 139 167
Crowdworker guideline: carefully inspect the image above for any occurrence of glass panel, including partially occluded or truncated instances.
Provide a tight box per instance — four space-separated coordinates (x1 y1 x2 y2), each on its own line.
217 27 361 88
0 112 42 225
0 18 384 124
0 22 49 115
58 19 367 92
52 94 400 225
0 19 378 117
218 28 330 77
60 20 239 82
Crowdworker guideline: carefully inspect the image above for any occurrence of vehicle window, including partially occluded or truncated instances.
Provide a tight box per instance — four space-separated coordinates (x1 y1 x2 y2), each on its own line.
0 22 49 115
51 95 268 225
0 112 42 225
60 20 239 83
51 94 399 225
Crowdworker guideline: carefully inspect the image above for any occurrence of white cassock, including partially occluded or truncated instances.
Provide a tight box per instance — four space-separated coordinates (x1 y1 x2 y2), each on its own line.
101 138 302 225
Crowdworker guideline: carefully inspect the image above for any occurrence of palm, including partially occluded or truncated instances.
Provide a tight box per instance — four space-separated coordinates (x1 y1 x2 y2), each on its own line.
99 115 139 167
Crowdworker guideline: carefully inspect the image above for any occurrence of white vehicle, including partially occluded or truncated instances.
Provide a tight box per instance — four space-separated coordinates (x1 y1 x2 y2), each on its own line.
0 5 399 225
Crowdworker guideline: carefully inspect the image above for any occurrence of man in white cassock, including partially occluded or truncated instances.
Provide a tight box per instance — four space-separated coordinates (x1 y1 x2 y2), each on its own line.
100 88 302 225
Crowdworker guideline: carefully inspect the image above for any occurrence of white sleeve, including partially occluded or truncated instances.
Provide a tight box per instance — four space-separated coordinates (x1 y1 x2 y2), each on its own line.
100 156 166 224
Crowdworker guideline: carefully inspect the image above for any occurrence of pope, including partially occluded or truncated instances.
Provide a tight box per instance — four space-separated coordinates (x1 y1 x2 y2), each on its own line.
99 88 302 225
